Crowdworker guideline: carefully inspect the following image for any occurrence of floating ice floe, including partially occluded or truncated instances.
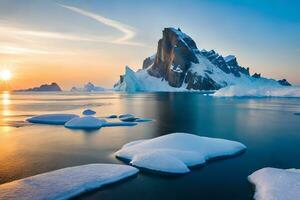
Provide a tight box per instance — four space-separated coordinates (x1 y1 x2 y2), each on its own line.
27 114 79 125
107 115 118 119
213 85 300 97
134 118 153 122
115 133 246 174
82 109 96 116
0 164 139 200
103 122 138 127
119 114 137 122
248 167 300 200
65 116 105 130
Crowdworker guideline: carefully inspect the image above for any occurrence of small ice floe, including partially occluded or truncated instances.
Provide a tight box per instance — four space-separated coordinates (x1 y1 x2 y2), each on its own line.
82 109 96 116
115 133 246 174
134 118 153 122
0 164 139 200
248 167 300 200
65 116 105 130
107 115 118 119
119 114 137 122
27 114 79 125
103 122 137 127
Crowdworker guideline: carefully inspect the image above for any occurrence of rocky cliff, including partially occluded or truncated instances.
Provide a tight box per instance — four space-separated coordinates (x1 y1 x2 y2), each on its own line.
114 28 291 92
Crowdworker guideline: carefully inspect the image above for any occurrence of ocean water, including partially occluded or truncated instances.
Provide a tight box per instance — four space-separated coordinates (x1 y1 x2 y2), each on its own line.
0 92 300 200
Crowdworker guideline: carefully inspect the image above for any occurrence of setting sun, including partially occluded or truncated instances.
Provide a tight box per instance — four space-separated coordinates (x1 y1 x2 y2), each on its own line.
0 70 12 81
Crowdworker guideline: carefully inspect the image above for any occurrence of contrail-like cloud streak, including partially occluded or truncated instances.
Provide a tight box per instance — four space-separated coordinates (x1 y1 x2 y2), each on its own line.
60 4 142 46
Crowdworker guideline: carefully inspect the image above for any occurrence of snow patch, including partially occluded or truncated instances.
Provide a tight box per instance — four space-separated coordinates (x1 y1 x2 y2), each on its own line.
248 167 300 200
0 164 139 200
115 133 246 174
213 85 300 97
65 116 105 130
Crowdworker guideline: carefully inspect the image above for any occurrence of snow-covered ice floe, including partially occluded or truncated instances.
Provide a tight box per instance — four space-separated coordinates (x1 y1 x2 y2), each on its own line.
248 167 300 200
65 116 105 130
115 133 246 174
213 85 300 97
0 164 139 200
27 114 79 125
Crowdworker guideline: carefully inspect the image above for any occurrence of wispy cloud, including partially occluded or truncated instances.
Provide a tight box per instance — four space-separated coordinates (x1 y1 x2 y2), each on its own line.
0 44 49 55
0 26 109 43
59 4 142 46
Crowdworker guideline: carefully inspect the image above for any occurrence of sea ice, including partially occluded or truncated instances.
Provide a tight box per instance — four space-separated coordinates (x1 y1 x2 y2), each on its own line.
0 164 139 200
119 114 137 122
82 109 96 116
115 133 246 174
134 118 153 122
213 85 300 97
107 115 118 118
27 114 79 125
248 167 300 200
102 122 138 127
65 116 105 130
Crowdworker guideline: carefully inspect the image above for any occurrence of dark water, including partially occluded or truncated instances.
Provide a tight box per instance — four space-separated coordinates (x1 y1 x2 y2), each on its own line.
0 92 300 200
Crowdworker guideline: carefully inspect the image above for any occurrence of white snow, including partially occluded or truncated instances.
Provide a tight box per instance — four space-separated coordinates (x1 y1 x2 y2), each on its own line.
114 66 192 92
65 116 105 130
0 164 139 200
248 167 300 200
115 133 246 174
27 114 79 125
224 55 236 62
213 85 300 97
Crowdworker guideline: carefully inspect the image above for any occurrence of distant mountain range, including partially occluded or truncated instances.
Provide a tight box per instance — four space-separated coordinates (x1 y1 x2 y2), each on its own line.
14 82 62 92
114 27 291 92
71 82 106 92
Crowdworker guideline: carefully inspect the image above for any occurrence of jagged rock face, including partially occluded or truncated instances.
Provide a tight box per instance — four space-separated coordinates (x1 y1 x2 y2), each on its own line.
147 28 199 87
278 79 291 86
145 28 252 90
115 27 291 92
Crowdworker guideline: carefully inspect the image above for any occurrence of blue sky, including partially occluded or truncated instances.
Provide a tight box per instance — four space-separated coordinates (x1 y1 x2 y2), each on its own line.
0 0 299 88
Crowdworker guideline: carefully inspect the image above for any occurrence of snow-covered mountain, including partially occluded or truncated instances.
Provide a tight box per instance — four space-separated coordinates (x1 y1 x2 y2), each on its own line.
114 27 291 92
71 82 107 92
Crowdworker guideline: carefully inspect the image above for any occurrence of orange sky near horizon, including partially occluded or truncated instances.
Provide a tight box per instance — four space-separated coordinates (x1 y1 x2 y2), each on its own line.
1 1 299 91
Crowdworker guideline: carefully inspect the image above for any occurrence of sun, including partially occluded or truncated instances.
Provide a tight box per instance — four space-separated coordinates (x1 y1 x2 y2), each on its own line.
0 70 12 81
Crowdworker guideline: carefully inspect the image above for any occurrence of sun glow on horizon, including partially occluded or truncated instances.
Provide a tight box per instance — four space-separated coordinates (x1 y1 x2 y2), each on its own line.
0 70 12 81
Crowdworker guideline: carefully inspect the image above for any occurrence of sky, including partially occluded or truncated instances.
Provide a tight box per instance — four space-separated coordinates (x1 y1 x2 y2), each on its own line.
0 0 299 90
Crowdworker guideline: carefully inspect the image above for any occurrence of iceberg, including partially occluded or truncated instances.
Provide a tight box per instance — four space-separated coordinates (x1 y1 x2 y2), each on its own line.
213 85 300 97
0 164 139 200
115 133 246 174
65 116 105 130
27 114 79 125
248 167 300 200
71 82 107 92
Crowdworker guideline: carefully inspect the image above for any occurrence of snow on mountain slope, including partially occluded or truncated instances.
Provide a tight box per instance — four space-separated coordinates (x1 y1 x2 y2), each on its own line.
114 27 290 92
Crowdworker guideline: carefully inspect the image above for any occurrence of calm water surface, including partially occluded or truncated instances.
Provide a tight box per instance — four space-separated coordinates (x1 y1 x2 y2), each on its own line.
0 92 300 200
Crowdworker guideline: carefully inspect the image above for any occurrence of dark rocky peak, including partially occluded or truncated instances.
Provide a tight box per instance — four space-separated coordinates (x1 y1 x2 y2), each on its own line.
147 27 200 84
278 79 291 86
252 73 261 78
15 82 62 92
